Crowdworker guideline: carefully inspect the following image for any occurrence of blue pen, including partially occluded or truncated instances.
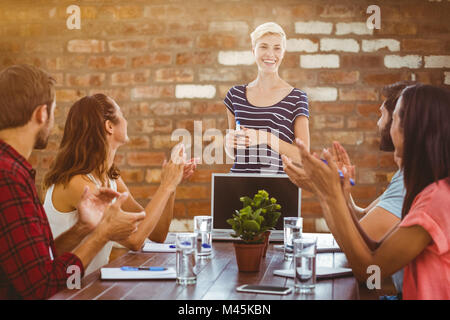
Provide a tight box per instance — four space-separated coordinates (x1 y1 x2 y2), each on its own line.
321 159 355 186
236 120 241 131
169 245 176 249
121 266 167 271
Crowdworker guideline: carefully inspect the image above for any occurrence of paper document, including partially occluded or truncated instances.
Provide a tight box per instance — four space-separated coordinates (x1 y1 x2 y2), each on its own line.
142 242 176 253
101 267 176 280
274 267 353 280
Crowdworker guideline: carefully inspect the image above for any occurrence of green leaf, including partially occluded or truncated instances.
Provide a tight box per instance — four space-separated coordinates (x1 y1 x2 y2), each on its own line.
242 220 260 232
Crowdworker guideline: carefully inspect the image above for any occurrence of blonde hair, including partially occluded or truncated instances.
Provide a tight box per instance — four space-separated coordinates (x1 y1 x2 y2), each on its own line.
250 22 287 49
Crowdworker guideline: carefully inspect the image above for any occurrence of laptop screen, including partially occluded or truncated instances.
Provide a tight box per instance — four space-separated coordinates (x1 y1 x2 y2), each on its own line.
211 173 301 231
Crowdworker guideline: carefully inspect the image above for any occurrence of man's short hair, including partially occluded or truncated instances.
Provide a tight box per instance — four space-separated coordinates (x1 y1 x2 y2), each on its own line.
381 81 416 115
0 64 55 130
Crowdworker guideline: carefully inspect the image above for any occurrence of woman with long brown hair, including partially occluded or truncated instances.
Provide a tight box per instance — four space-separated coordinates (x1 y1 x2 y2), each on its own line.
43 94 196 275
285 84 450 299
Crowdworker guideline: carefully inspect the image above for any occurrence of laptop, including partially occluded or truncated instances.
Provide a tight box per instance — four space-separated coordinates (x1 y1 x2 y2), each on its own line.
211 173 301 242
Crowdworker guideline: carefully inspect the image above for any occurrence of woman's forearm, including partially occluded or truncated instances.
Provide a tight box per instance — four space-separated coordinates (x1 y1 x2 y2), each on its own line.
148 191 175 243
322 190 377 281
266 133 307 163
121 186 174 251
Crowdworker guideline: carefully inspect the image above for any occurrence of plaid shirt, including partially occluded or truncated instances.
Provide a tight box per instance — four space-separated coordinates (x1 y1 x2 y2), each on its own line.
0 140 84 299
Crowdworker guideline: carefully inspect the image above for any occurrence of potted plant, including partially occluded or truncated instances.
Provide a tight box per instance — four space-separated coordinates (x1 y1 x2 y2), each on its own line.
227 190 281 272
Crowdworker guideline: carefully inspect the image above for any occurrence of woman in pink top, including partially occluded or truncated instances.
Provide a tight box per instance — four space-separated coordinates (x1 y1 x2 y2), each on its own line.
284 84 450 300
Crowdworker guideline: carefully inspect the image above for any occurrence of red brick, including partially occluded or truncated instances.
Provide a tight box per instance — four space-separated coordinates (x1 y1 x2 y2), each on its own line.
347 117 378 130
67 40 105 53
318 4 359 18
122 136 150 149
108 40 149 52
192 101 225 115
413 72 445 85
154 68 194 83
120 169 145 183
131 86 174 99
339 88 378 101
312 115 345 130
353 153 378 168
318 71 359 85
188 169 215 183
152 135 178 149
341 55 384 69
356 103 381 117
47 56 87 71
176 52 215 65
176 186 209 200
362 72 405 86
301 201 323 218
281 54 299 68
376 22 417 36
111 70 151 86
132 53 172 68
379 154 397 168
311 131 364 147
117 22 165 36
103 5 143 20
153 36 193 48
176 119 217 133
173 202 186 218
186 201 211 217
144 5 185 20
127 152 166 166
312 102 355 115
55 89 85 102
88 56 127 69
167 21 208 32
196 34 238 49
88 88 130 102
66 73 106 87
280 69 317 84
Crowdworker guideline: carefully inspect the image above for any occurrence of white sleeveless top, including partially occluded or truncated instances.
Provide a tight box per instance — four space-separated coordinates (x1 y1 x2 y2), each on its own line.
43 174 117 276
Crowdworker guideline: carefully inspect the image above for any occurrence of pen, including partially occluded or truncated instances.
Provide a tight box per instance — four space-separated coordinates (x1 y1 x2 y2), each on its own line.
121 266 167 271
321 159 355 186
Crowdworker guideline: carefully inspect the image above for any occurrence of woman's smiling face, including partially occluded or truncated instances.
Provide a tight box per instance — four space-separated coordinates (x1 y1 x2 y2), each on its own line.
253 33 285 73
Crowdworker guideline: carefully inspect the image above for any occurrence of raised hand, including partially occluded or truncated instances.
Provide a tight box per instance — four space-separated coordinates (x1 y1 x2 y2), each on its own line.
161 144 185 192
97 192 146 242
182 157 199 181
295 138 342 201
281 154 315 192
77 186 120 232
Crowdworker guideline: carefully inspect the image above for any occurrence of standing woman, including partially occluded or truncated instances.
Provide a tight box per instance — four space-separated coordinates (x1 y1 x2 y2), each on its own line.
43 94 196 275
224 22 310 174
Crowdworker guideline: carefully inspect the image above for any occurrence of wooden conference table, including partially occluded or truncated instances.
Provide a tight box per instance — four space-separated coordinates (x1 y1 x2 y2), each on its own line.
50 233 395 300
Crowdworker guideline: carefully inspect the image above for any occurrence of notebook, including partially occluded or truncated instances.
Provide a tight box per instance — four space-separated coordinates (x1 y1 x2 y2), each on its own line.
273 267 353 280
142 242 176 253
101 267 176 280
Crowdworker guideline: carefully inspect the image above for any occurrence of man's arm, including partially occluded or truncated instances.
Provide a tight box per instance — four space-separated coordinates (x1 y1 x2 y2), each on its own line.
0 177 85 299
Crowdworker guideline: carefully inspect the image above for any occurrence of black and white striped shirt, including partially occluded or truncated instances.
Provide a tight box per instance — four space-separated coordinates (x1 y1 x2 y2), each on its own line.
224 85 309 174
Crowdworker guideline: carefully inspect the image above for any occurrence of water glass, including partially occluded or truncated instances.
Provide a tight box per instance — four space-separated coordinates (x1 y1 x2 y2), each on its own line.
293 237 317 293
176 233 198 285
194 215 213 259
283 217 303 260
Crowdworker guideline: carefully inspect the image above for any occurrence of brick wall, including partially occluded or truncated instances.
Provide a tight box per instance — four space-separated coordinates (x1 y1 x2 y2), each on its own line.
1 0 449 232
